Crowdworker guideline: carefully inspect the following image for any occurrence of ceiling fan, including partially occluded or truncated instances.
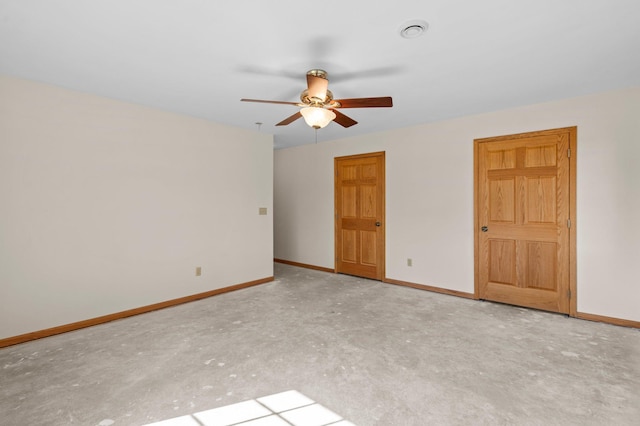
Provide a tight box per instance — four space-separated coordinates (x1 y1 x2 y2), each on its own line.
241 69 393 129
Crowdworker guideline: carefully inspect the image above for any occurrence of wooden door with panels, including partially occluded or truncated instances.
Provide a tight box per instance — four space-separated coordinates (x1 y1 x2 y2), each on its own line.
475 127 576 314
335 152 385 280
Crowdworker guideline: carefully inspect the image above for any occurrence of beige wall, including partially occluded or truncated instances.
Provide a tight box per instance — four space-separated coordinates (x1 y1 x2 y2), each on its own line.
0 76 273 339
274 87 640 322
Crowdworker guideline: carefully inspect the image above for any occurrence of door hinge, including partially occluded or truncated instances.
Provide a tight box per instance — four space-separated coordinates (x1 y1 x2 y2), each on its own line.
567 148 571 158
567 290 572 299
567 219 571 228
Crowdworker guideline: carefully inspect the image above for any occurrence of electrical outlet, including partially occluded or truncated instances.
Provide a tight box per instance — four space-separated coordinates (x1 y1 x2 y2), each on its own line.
259 207 268 215
407 258 412 267
195 267 202 276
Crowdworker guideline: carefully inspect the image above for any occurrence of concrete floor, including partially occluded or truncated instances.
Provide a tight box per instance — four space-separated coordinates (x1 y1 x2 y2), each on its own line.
1 263 639 426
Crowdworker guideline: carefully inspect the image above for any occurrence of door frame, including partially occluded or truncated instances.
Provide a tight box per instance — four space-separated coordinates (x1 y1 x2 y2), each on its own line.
473 127 577 316
334 151 386 280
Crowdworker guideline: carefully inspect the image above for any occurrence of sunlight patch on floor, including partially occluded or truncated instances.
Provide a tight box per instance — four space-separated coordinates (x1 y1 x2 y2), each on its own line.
144 390 355 426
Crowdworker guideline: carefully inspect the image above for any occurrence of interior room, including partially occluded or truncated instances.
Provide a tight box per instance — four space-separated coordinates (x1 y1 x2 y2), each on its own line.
1 1 639 425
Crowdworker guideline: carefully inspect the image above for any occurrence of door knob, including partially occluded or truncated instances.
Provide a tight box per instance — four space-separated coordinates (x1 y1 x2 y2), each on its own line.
375 222 381 227
481 226 488 232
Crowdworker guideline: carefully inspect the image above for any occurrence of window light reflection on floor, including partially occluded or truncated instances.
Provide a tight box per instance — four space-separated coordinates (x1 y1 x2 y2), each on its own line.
144 390 356 426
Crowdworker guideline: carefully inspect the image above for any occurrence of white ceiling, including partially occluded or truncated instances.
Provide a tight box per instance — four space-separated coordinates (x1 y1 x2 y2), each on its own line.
1 0 639 149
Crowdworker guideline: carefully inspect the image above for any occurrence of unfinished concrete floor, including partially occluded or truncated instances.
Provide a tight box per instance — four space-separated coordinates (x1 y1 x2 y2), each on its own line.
1 263 639 425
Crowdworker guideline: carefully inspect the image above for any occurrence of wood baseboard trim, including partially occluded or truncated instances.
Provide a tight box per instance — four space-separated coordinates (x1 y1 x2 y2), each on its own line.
576 312 640 329
385 279 638 328
274 258 335 273
384 278 476 299
0 276 274 349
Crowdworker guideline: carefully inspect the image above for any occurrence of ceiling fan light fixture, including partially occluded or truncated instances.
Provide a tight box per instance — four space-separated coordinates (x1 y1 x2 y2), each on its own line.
300 106 336 129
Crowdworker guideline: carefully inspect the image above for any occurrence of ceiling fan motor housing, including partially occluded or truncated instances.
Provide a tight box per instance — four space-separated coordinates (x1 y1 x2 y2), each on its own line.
300 88 333 106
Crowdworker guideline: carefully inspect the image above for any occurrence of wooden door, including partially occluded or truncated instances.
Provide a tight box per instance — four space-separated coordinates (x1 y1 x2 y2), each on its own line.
335 152 385 280
475 127 576 314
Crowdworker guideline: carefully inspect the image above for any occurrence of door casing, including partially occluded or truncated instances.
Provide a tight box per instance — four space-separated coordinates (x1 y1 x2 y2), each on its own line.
474 127 577 316
334 151 385 280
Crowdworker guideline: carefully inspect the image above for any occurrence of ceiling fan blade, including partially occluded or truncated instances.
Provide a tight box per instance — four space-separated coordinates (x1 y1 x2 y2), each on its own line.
276 112 303 126
334 97 393 108
241 98 300 106
332 109 358 128
306 74 329 101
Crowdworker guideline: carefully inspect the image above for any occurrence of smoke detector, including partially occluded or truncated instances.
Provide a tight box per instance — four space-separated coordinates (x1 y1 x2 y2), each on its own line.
399 19 429 39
